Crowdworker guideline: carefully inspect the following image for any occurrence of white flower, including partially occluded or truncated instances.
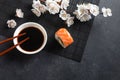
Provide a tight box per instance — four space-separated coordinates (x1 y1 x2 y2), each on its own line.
61 0 70 10
73 4 92 22
76 4 89 15
46 0 60 14
31 8 41 17
32 0 41 9
102 7 112 17
7 19 17 28
32 0 41 11
16 9 24 18
32 0 47 14
59 10 74 27
79 14 92 22
66 16 74 27
38 4 47 13
59 10 70 20
88 3 99 16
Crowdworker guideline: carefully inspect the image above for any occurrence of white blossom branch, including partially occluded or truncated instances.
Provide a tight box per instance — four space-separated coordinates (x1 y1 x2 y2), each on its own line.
31 0 112 27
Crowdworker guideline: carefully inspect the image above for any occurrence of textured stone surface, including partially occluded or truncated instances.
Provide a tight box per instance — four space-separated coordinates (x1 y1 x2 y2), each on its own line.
0 0 120 80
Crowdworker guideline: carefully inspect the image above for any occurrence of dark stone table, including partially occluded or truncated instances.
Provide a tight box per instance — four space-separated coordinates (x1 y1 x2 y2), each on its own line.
0 0 120 80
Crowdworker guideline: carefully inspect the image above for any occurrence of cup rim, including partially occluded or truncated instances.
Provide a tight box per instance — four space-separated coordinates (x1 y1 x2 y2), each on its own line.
13 22 47 54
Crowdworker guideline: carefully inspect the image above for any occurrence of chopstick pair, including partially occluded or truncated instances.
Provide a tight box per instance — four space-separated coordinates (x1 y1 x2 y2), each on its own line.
0 33 29 56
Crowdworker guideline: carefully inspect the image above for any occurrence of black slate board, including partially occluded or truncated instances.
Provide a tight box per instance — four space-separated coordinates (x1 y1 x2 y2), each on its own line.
0 0 100 62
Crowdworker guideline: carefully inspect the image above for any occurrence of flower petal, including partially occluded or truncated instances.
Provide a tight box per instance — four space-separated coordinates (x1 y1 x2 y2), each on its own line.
31 8 41 17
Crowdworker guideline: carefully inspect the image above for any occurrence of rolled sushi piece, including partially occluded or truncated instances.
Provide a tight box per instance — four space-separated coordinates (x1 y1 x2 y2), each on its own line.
55 28 74 48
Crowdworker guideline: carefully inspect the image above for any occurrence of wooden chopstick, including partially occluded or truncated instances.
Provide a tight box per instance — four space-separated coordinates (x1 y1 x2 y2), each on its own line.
0 37 29 56
0 33 26 45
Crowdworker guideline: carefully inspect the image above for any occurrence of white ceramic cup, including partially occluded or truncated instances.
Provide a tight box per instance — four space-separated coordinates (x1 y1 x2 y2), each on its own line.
13 22 47 54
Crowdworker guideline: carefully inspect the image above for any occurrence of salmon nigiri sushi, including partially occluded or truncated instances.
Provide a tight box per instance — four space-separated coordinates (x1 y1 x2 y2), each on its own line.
55 28 74 48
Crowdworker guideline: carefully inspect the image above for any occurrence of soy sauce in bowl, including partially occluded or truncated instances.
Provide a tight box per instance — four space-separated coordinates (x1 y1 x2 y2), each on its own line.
18 27 44 52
